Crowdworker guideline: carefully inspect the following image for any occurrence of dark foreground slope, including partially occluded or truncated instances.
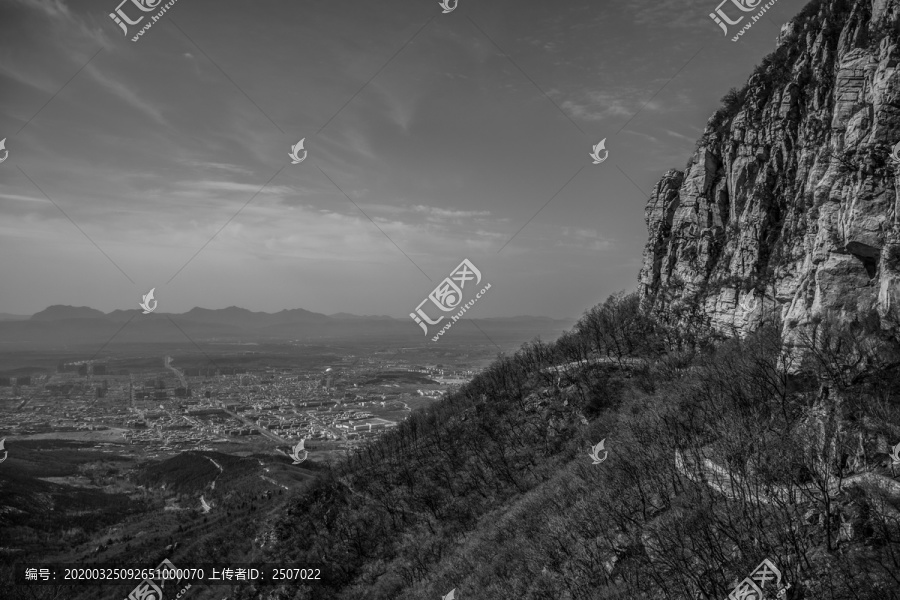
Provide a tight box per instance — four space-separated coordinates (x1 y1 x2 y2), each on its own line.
1 446 319 600
259 294 900 600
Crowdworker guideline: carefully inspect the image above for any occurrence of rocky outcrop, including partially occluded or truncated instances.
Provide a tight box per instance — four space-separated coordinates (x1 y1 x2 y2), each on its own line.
639 0 900 339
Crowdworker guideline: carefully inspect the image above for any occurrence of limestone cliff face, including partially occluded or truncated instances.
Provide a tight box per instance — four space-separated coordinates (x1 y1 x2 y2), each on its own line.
638 0 900 338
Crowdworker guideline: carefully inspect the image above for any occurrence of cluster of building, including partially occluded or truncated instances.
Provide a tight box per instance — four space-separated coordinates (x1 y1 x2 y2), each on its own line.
0 356 473 455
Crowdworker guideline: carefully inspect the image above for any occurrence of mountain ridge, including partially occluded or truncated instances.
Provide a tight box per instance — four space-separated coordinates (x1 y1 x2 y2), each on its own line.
26 303 571 323
1 304 574 348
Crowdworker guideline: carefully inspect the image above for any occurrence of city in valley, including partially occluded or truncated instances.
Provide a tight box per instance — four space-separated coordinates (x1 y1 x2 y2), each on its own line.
0 343 492 461
0 311 570 595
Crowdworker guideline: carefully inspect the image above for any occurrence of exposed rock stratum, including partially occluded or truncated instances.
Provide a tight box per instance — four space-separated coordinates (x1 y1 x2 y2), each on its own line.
639 0 900 339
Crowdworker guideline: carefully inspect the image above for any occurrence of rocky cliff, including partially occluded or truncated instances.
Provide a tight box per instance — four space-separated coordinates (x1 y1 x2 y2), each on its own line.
638 0 900 340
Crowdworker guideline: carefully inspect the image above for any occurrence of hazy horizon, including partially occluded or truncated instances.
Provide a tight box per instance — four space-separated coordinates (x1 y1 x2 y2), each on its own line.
3 303 577 320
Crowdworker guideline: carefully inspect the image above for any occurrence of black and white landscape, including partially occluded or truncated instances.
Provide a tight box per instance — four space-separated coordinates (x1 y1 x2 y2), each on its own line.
3 1 900 599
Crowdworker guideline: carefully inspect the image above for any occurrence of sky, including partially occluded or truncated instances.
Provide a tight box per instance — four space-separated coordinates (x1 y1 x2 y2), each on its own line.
0 0 806 319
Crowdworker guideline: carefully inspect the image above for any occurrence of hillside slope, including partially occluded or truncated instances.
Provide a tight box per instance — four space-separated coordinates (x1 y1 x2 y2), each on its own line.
255 293 900 600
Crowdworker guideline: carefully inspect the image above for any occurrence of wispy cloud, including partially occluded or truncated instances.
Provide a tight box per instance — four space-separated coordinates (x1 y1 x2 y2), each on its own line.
557 227 613 251
85 64 167 126
184 161 255 176
341 128 379 161
412 205 493 219
372 79 419 133
12 0 109 48
12 0 72 20
665 128 698 143
559 86 685 122
175 180 295 195
0 192 51 204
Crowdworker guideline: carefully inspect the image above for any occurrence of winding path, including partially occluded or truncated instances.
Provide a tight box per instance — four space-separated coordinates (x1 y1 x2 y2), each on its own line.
541 356 645 376
548 355 900 513
675 449 900 518
203 455 223 490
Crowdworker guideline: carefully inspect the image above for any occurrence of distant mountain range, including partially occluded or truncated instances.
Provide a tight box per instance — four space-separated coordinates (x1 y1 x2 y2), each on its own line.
0 305 574 349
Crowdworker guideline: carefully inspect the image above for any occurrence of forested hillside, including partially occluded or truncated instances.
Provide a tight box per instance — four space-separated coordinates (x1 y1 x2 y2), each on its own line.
261 293 900 600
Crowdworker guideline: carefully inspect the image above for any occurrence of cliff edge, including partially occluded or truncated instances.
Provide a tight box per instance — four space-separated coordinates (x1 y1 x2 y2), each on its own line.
639 0 900 339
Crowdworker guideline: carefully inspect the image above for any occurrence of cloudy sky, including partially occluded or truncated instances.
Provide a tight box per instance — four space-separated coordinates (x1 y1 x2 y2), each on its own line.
0 0 804 318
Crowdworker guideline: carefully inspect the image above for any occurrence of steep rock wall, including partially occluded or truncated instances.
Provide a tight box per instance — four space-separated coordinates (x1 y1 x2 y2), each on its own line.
638 0 900 339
